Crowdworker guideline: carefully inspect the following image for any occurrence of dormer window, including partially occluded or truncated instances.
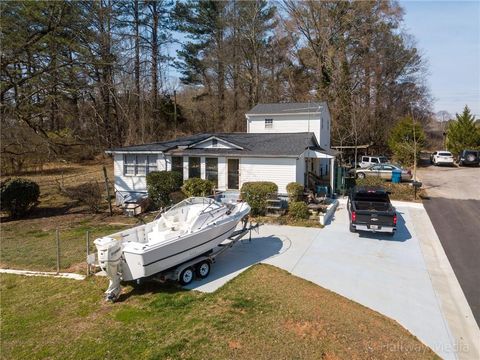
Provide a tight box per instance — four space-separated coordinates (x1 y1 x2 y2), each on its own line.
265 119 273 129
212 138 218 147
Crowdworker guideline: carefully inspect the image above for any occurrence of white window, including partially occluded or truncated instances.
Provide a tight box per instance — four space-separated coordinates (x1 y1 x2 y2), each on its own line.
265 119 273 129
123 154 157 176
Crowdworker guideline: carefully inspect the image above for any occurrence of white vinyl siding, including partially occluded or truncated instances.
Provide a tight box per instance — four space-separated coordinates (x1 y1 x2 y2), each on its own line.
114 153 300 197
113 153 165 203
239 157 297 194
247 114 322 146
246 109 331 151
296 152 306 185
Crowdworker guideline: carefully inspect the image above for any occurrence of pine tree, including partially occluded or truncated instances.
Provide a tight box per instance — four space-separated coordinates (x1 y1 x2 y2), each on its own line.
446 105 480 154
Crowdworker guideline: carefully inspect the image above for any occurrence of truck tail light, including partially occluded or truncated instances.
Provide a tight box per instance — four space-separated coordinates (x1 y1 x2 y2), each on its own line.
393 214 397 225
351 211 356 222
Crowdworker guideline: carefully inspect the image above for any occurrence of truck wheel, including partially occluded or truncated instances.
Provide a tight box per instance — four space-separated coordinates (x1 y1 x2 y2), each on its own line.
349 224 356 233
357 172 365 179
179 267 194 285
195 261 211 279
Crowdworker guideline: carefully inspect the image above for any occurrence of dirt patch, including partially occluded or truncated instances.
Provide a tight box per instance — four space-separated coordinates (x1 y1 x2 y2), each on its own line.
284 319 327 339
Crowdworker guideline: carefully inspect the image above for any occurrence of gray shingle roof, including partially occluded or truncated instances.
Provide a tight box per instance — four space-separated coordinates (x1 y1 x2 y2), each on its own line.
108 132 323 157
246 102 326 115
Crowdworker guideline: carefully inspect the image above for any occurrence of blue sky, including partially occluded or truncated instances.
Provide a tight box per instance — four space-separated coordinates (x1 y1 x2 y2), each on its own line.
401 0 480 118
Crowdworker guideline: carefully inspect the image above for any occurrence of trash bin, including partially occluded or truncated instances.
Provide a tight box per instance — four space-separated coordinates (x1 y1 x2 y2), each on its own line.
391 169 402 183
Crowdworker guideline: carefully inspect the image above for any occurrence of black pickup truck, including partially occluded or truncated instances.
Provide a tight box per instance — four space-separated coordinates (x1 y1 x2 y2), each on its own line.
347 186 397 235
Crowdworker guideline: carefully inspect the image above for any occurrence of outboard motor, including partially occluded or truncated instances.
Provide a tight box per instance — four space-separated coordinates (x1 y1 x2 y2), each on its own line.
94 237 123 302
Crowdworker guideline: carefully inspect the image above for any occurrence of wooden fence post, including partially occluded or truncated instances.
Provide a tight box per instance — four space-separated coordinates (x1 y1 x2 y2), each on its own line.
103 165 113 216
56 228 60 274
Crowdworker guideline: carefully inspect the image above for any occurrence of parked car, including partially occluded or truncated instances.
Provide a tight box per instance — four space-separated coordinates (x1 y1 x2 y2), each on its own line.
431 151 454 166
458 150 480 166
347 186 396 235
358 156 388 168
351 163 412 181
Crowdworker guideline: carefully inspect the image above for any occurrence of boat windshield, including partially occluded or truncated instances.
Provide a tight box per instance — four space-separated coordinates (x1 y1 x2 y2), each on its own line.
167 197 221 213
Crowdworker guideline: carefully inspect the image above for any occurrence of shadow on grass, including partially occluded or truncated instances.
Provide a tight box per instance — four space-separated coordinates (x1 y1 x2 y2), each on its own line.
117 279 189 302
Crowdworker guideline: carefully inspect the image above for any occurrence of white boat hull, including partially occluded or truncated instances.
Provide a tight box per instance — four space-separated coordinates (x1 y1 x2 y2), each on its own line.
121 219 238 281
96 199 250 284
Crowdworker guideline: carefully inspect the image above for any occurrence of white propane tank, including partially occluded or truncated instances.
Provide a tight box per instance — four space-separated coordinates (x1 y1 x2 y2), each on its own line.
94 237 123 301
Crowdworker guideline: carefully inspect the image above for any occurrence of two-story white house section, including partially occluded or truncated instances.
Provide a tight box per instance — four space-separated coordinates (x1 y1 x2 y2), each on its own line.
246 102 331 150
246 102 332 174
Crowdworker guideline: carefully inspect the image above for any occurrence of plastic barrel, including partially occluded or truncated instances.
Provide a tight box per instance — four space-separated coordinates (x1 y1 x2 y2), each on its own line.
391 169 402 183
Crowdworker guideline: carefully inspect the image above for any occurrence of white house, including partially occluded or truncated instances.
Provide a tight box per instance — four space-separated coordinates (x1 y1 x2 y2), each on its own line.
107 103 335 204
246 102 331 150
246 102 332 175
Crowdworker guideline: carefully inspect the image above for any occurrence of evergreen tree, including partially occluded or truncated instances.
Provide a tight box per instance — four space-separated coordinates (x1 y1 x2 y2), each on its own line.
446 105 480 154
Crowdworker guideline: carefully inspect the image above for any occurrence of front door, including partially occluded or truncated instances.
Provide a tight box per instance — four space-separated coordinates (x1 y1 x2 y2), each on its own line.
227 159 239 189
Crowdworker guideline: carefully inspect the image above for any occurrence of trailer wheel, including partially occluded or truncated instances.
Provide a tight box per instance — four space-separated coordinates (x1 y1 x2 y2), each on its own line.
179 267 194 285
196 261 211 279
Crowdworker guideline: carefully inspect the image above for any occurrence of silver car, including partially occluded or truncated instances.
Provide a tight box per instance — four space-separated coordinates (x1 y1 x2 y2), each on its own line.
353 163 412 182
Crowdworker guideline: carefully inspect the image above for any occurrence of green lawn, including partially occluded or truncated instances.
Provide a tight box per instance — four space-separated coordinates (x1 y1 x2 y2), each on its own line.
1 265 438 360
0 214 135 272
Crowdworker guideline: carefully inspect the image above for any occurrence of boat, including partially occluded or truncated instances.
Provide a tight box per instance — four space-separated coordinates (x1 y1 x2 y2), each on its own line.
94 197 251 300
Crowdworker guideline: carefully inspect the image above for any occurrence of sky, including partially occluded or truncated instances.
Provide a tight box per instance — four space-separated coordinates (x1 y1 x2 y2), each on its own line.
401 0 480 118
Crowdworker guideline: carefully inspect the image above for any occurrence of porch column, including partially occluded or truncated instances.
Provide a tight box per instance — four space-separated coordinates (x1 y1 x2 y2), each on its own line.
330 157 335 193
183 156 188 180
200 157 206 179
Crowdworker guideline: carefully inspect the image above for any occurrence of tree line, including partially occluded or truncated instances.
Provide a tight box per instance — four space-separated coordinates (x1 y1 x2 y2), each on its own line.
1 0 431 173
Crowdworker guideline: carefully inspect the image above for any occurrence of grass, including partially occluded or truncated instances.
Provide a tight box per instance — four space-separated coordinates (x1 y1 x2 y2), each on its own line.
0 264 438 360
0 160 143 272
0 214 137 272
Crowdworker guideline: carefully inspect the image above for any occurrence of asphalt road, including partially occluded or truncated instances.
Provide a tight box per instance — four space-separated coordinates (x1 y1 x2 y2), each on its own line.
418 164 480 326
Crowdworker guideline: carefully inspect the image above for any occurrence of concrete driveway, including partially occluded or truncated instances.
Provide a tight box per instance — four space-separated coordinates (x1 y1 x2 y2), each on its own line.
187 200 479 359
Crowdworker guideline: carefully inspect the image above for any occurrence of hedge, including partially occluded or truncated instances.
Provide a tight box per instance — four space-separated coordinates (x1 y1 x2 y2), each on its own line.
240 181 278 216
288 201 310 220
182 178 215 197
286 182 304 202
0 178 40 218
146 171 183 208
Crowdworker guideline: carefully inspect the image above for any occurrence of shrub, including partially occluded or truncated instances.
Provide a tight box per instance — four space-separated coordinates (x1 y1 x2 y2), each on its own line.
182 178 215 197
0 178 40 218
147 171 183 208
169 191 187 205
286 182 304 202
64 181 103 213
240 181 278 216
355 177 385 188
288 201 310 220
